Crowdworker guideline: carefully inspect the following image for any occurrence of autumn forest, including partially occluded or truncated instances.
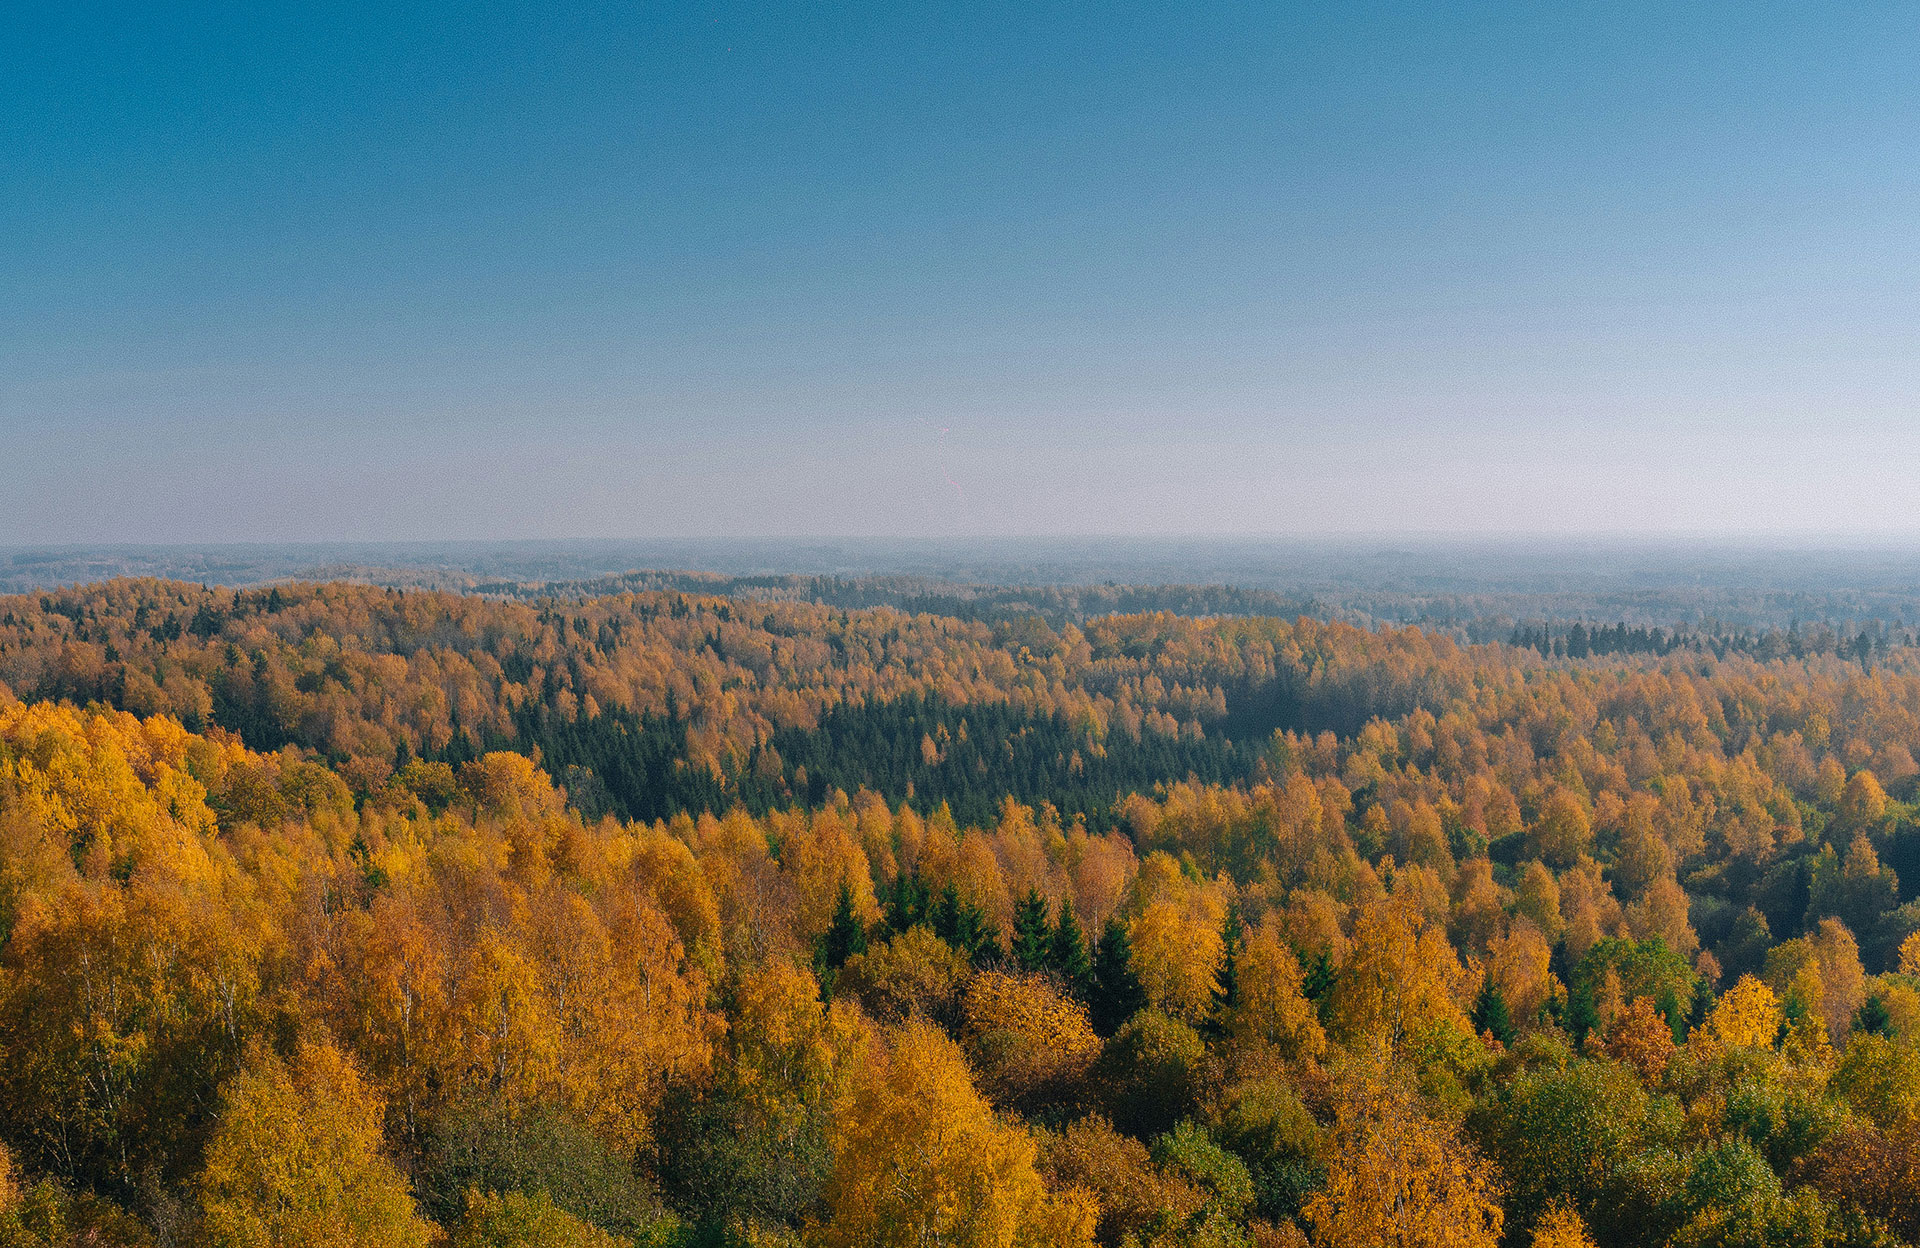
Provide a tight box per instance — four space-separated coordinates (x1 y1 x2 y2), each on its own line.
5 577 1920 1248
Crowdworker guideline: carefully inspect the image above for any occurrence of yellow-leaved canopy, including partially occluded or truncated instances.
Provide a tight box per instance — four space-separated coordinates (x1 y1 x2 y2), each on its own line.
0 701 275 1191
198 1040 433 1248
1303 1052 1504 1248
813 1018 1095 1248
1703 975 1782 1051
962 969 1101 1108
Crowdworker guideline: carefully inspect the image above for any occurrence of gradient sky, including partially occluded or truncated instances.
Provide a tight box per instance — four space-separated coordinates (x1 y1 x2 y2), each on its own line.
6 2 1920 542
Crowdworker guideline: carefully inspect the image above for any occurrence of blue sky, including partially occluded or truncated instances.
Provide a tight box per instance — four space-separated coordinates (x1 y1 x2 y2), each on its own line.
6 2 1920 541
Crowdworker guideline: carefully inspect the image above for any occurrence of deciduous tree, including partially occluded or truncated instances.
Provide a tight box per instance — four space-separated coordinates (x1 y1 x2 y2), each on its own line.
197 1041 432 1248
813 1019 1095 1248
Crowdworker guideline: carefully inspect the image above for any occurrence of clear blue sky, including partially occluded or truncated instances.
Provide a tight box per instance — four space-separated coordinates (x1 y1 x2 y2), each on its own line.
6 2 1919 542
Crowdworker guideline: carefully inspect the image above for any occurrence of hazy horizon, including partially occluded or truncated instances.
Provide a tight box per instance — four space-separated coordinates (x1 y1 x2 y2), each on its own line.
19 531 1920 550
11 535 1920 632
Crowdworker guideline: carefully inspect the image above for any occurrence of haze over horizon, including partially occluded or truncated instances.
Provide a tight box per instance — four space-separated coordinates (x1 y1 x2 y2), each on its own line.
8 3 1920 543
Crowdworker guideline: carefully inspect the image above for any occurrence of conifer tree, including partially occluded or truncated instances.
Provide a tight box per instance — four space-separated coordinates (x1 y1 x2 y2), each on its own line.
1472 979 1515 1047
1655 985 1686 1043
957 901 996 967
817 881 869 976
1854 992 1893 1038
1210 899 1244 1026
1090 917 1146 1036
931 882 961 945
1049 900 1094 997
1013 889 1052 973
1303 948 1336 1022
932 882 995 966
883 872 930 935
1568 980 1599 1051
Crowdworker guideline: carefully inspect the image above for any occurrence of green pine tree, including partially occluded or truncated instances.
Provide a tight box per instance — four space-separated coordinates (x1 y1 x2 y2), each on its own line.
1048 900 1093 996
931 881 960 944
957 899 996 967
1568 980 1600 1051
1012 888 1052 973
1472 979 1515 1047
1210 898 1244 1027
1655 985 1687 1044
1302 948 1336 1023
933 881 996 966
1091 916 1146 1036
1855 992 1894 1038
816 880 868 976
883 872 930 935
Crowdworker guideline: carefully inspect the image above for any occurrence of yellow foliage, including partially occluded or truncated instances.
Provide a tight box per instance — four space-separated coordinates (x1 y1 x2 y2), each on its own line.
1705 975 1781 1051
840 926 969 1023
813 1019 1095 1248
1127 855 1228 1023
1302 1056 1503 1248
1878 978 1920 1041
1527 789 1592 869
1512 863 1563 944
1231 921 1327 1061
1839 769 1889 831
1278 887 1350 968
1035 1115 1206 1247
962 970 1101 1105
17 581 1920 1248
198 1040 433 1248
460 751 565 821
452 1188 623 1248
783 809 882 943
1530 1203 1597 1248
1766 922 1868 1044
0 851 270 1188
1327 893 1472 1052
329 825 717 1154
609 824 723 960
1485 919 1556 1032
729 959 866 1113
1810 918 1869 1042
0 700 220 881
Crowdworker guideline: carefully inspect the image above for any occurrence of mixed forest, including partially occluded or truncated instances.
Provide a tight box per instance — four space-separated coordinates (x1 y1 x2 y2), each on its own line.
4 579 1920 1247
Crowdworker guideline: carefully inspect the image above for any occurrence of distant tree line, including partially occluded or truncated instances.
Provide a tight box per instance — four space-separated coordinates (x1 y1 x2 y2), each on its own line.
1509 619 1911 662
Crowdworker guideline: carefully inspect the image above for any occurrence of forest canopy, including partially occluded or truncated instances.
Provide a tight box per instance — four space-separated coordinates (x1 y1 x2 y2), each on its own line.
4 579 1920 1247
